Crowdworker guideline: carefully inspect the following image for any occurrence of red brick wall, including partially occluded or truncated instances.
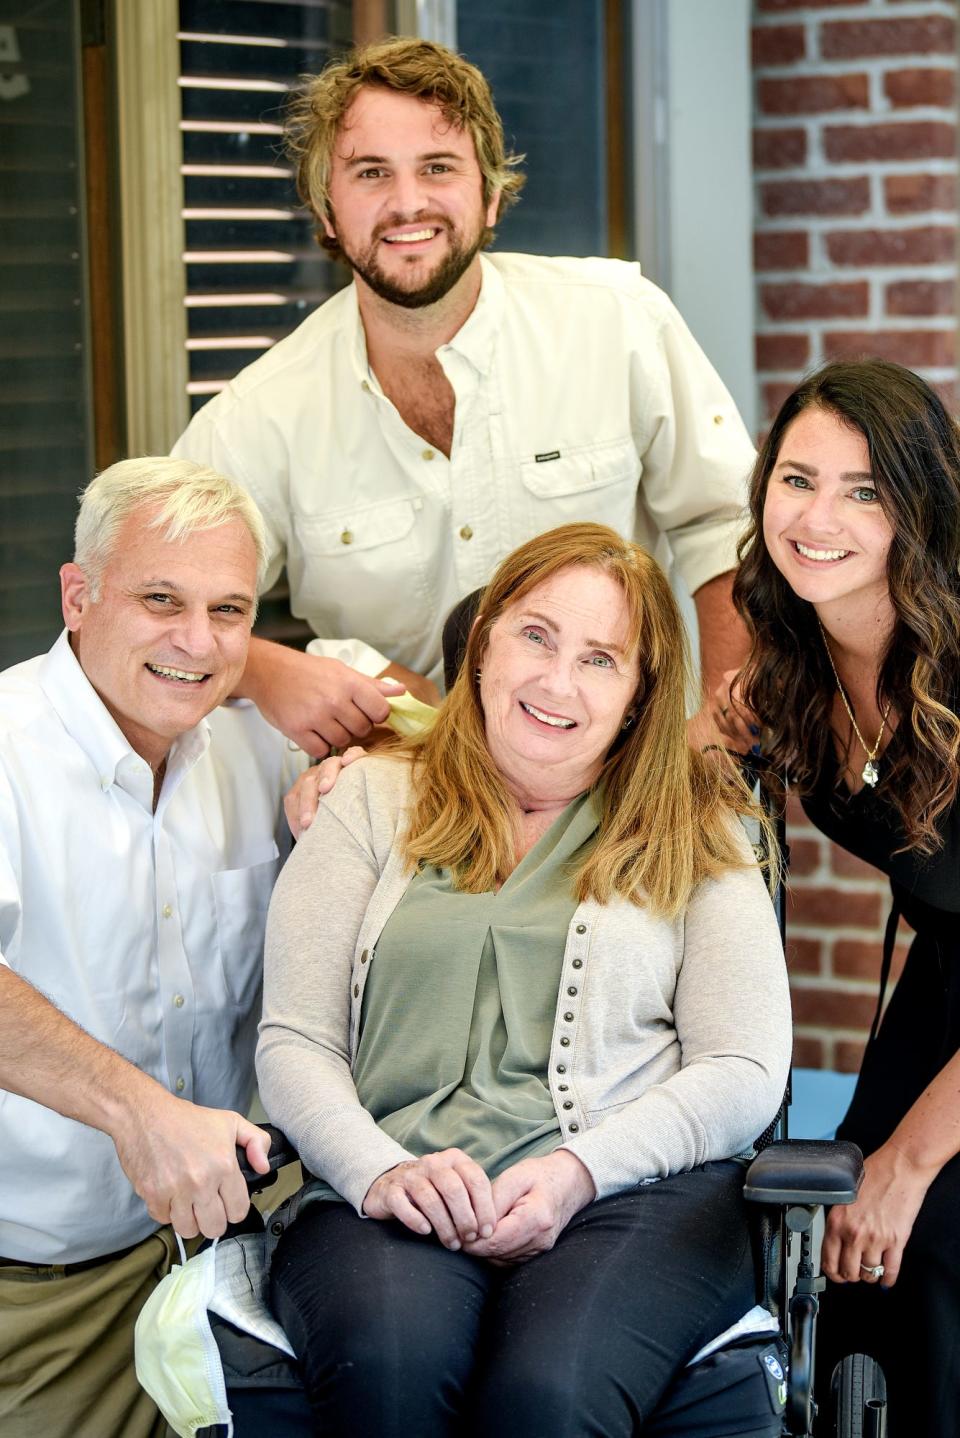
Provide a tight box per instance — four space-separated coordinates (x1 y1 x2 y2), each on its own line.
752 0 957 1070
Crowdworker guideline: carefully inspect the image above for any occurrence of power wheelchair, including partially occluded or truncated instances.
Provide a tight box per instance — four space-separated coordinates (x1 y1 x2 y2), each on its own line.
194 590 887 1437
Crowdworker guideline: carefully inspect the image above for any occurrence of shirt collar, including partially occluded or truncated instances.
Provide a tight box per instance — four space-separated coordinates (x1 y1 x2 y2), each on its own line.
344 252 506 386
441 254 504 377
38 630 211 801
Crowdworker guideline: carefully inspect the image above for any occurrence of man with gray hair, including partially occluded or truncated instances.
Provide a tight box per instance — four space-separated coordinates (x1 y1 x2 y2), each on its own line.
0 458 307 1438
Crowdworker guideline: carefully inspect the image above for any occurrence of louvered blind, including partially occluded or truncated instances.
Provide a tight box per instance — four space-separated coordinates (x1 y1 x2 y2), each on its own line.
178 0 352 416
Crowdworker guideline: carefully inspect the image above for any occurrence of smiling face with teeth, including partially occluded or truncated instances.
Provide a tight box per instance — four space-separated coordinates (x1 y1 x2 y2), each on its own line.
321 87 499 310
762 407 895 626
479 565 640 806
60 507 258 770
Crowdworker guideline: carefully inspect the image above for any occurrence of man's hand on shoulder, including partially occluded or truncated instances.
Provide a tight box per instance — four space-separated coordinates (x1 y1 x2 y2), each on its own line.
110 1087 270 1239
284 745 366 838
237 637 406 757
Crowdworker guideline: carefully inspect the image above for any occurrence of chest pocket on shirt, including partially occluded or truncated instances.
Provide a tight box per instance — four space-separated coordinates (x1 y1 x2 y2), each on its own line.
288 494 431 653
294 496 419 563
211 848 281 1011
519 440 638 531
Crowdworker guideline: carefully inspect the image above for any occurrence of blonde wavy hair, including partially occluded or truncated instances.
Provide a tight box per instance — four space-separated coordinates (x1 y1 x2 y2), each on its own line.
393 524 767 918
284 36 526 255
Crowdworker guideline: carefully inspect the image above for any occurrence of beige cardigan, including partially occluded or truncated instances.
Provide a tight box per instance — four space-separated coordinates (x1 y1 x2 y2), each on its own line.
257 757 792 1214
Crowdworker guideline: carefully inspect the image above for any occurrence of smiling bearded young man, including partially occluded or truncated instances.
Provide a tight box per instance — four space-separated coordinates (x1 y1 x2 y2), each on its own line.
0 457 308 1438
174 36 758 763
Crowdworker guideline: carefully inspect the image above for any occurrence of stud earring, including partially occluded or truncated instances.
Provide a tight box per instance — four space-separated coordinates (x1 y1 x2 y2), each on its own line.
621 713 635 731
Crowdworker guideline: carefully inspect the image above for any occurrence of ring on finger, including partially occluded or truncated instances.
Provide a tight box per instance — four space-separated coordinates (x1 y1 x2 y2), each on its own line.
859 1261 885 1280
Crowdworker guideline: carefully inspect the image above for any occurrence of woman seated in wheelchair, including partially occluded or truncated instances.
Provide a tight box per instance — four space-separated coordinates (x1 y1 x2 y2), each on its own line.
257 522 791 1436
713 360 960 1437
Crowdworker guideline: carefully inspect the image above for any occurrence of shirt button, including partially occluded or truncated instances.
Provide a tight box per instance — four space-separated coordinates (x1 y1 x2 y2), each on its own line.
353 983 360 998
175 1077 185 1093
560 1036 571 1048
459 524 473 541
562 1100 574 1111
558 1083 569 1092
556 1064 566 1074
575 923 586 935
100 776 111 791
360 949 368 964
713 413 724 425
567 986 578 997
568 1123 580 1133
162 904 172 919
361 380 371 392
563 1011 574 1022
173 994 185 1008
340 529 353 545
572 958 583 969
422 448 435 461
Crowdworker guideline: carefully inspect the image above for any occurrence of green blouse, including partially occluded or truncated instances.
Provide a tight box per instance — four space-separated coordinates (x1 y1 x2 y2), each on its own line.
352 791 599 1180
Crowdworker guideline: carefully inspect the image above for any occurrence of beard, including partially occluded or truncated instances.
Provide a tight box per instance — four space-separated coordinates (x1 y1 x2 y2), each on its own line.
332 212 486 310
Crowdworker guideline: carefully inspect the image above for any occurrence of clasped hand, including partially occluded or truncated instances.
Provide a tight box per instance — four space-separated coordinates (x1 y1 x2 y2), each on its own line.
363 1148 596 1264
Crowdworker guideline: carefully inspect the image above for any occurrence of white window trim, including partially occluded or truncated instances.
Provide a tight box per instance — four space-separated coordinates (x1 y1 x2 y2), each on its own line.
631 0 755 435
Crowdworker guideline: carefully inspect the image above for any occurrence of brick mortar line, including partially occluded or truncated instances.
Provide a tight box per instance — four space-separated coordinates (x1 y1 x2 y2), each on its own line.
789 929 892 945
755 213 959 227
790 980 881 998
754 274 959 290
756 308 959 329
755 275 958 290
753 160 959 180
754 63 958 84
753 3 957 25
756 320 959 334
785 871 890 885
752 2 959 29
759 369 959 385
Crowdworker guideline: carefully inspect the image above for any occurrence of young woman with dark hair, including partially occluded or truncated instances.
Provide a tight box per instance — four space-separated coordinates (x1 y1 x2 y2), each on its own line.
714 359 960 1437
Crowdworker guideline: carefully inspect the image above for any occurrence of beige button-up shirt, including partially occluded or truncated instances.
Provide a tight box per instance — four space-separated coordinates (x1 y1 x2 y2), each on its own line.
175 253 755 689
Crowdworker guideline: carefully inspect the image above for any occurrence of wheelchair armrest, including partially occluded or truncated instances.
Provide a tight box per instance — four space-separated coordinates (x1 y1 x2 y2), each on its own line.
236 1123 300 1189
743 1139 863 1206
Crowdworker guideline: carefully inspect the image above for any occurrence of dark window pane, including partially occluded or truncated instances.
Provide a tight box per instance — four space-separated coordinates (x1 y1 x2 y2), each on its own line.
0 3 92 667
457 0 608 258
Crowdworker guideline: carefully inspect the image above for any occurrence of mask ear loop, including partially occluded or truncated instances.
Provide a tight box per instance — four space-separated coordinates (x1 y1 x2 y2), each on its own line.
174 1232 219 1265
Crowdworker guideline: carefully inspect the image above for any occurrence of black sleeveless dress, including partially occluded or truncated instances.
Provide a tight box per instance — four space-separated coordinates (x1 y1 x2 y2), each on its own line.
802 763 960 1437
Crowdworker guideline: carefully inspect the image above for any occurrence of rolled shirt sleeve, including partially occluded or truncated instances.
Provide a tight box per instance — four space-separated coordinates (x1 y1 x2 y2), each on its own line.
629 285 756 598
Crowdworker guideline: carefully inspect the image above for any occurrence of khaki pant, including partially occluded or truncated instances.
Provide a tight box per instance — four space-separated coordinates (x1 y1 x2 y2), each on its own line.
0 1228 178 1438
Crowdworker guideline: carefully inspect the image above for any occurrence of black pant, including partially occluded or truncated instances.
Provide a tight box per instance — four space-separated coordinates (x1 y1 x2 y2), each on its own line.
815 931 960 1438
269 1160 758 1438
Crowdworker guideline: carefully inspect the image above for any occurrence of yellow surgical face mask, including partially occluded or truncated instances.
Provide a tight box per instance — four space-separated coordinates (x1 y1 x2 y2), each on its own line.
134 1236 233 1438
385 692 437 738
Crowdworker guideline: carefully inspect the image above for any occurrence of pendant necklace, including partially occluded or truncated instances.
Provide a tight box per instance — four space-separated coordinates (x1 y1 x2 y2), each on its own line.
817 619 890 788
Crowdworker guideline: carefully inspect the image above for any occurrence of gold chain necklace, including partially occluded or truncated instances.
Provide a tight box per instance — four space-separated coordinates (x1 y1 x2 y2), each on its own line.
817 619 890 787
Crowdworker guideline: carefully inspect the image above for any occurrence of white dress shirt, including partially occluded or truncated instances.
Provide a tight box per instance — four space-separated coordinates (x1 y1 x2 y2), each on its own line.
0 632 306 1263
174 253 756 689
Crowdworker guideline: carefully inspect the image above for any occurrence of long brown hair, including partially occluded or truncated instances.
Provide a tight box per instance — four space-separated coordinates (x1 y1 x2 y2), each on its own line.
735 360 960 853
393 524 763 917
